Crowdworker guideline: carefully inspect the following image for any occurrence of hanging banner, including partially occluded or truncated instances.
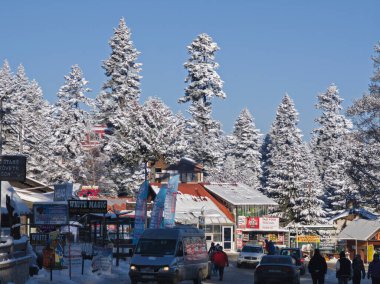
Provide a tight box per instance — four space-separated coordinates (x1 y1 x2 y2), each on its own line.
163 175 179 228
260 217 280 230
54 183 73 201
132 181 150 245
297 235 320 243
149 184 167 229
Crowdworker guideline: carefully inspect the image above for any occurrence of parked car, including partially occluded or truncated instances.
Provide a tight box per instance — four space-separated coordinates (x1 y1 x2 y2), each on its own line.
254 255 300 284
280 248 305 275
237 244 265 268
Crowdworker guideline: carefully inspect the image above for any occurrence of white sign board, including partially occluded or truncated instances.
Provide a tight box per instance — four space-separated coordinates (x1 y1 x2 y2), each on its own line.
260 217 279 230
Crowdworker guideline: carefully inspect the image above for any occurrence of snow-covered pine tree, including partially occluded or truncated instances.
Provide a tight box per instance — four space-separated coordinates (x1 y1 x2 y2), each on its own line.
264 95 305 225
311 84 355 216
95 18 144 195
50 65 93 183
229 108 262 188
347 41 380 210
0 60 17 153
96 17 142 125
10 65 55 183
179 33 226 177
296 144 325 225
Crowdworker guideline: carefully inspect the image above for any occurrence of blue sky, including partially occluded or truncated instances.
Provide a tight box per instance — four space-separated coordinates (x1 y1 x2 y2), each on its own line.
1 1 379 140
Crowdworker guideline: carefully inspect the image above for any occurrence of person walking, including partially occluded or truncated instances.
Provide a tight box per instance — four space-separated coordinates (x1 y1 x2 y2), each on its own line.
368 253 380 284
336 251 352 284
352 254 366 284
308 249 327 284
208 242 216 254
212 246 229 281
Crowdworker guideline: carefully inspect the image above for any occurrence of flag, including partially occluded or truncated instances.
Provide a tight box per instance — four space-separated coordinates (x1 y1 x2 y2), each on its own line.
149 184 167 229
163 174 179 228
132 180 149 244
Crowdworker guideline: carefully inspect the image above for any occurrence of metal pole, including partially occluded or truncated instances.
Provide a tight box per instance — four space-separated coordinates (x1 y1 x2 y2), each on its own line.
116 212 120 267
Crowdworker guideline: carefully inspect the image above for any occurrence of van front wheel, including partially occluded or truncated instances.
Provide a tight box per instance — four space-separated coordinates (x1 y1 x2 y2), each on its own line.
193 270 202 284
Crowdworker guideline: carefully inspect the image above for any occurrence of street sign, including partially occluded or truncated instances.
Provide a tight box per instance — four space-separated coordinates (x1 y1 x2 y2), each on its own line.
0 155 26 181
54 183 73 201
68 200 107 215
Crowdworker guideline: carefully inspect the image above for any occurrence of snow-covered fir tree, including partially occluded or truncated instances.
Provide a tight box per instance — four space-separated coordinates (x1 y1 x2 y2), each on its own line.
263 95 306 225
311 84 355 216
95 18 145 195
179 33 226 177
296 144 325 225
347 41 380 210
228 108 262 188
50 65 93 183
10 65 55 183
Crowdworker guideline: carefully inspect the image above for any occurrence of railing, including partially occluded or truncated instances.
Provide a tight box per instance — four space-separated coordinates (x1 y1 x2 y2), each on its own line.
0 236 31 284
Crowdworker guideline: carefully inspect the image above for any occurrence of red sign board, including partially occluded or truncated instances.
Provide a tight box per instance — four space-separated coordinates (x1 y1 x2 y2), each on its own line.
246 217 260 229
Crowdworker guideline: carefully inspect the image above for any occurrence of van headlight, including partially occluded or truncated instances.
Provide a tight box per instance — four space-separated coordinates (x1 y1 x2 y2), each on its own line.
130 265 137 271
160 266 170 272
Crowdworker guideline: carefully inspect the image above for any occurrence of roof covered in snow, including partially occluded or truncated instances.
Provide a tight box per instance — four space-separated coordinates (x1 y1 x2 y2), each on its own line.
151 183 235 224
338 219 380 241
1 181 30 215
330 208 379 222
203 183 278 206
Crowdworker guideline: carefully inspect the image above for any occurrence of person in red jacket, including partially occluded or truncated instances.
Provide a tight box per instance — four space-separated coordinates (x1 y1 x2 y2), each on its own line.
212 246 229 281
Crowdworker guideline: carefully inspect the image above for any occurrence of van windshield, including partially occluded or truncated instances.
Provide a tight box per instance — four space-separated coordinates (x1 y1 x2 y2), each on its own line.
135 239 177 256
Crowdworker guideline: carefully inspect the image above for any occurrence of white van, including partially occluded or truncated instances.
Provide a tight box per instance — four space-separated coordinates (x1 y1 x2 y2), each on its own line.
129 226 209 284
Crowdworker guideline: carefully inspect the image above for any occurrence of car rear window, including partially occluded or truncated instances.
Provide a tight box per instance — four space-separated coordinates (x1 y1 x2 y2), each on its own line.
280 249 301 257
261 256 293 264
242 246 263 253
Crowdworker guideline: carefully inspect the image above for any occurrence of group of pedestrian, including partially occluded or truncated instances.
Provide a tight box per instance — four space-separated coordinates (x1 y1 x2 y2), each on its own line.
308 249 380 284
208 242 229 281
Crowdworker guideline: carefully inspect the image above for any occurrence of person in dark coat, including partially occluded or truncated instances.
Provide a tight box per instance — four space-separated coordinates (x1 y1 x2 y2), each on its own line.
352 254 366 284
308 249 327 284
368 253 380 284
336 251 352 284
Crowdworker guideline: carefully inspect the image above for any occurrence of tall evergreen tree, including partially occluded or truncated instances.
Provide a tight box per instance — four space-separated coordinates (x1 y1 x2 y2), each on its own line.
311 84 355 216
347 41 380 210
296 144 325 224
95 18 144 194
179 33 226 176
228 108 262 188
51 65 93 183
264 95 305 225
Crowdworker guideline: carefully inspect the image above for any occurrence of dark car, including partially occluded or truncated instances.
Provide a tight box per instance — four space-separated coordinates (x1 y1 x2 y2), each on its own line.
254 255 300 284
280 248 305 275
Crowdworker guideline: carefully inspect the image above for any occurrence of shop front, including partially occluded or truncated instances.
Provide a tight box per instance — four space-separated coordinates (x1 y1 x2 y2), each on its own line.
338 218 380 263
236 216 289 251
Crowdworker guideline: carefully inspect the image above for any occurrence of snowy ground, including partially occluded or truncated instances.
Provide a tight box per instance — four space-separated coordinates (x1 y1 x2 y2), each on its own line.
26 258 131 284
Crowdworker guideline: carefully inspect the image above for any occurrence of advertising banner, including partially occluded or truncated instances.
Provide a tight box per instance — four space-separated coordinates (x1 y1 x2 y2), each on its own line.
368 245 374 262
163 175 179 228
149 184 167 229
92 246 113 275
33 203 68 225
68 200 107 215
237 216 247 228
132 181 150 244
30 233 66 246
260 217 279 230
246 217 260 229
236 229 243 250
54 183 73 201
297 235 320 243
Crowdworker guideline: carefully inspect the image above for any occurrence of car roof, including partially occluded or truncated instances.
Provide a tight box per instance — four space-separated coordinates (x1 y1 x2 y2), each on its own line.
244 243 262 247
